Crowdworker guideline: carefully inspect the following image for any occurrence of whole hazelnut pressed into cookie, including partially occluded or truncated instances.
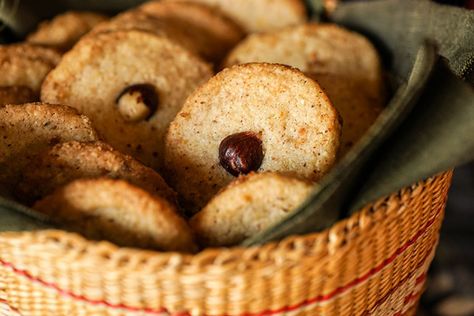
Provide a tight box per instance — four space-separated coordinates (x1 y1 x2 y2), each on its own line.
218 131 264 176
165 63 341 213
115 84 159 122
41 30 213 170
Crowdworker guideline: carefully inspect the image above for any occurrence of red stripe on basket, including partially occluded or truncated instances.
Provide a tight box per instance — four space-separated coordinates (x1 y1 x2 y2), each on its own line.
0 208 442 316
0 297 23 315
391 289 424 316
415 274 426 285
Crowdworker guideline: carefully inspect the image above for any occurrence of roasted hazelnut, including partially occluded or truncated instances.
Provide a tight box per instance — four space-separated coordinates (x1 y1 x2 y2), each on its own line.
219 131 263 177
115 84 158 122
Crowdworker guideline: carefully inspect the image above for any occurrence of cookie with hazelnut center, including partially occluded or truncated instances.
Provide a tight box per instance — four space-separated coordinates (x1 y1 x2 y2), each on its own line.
165 63 341 213
224 23 385 103
41 30 213 170
0 103 98 197
190 172 313 246
34 178 197 252
169 0 307 33
16 141 177 205
0 44 62 92
27 11 108 51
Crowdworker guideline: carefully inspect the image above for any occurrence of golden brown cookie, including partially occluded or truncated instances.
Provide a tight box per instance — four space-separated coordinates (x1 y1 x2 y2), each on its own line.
16 141 177 205
190 172 313 246
34 178 197 252
170 0 307 33
27 11 108 51
0 103 98 196
138 1 244 63
90 5 242 64
165 63 341 213
224 23 385 103
0 43 62 92
41 30 212 170
312 74 383 153
0 86 37 107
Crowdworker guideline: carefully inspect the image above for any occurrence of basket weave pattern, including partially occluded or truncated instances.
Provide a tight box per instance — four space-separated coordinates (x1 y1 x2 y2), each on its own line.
0 172 452 316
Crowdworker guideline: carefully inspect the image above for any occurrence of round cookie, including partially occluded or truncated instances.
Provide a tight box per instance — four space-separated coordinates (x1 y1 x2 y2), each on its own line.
170 0 307 33
0 43 62 65
190 172 313 246
165 63 341 212
138 1 244 63
41 30 213 170
309 74 383 153
88 10 198 54
34 178 197 252
224 23 385 102
27 11 108 51
0 44 62 92
0 86 37 107
0 103 98 196
16 141 177 205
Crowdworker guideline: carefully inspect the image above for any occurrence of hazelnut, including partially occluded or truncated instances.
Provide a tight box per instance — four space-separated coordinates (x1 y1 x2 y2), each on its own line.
219 131 263 177
115 84 158 122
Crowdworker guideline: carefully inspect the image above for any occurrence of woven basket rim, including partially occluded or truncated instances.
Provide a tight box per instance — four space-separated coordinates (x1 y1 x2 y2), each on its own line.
0 172 450 270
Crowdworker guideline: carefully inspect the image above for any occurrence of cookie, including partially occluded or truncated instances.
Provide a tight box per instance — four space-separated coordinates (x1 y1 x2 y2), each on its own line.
0 43 62 65
16 141 177 205
90 6 242 64
41 30 213 170
0 86 37 107
165 63 341 212
190 172 313 246
88 10 210 61
0 44 62 92
27 11 108 51
34 178 197 252
171 0 307 33
138 1 244 62
0 103 98 196
313 74 383 153
224 23 385 102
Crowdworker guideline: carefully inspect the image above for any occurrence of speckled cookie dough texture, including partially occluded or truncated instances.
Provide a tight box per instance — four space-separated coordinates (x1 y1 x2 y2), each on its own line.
224 23 384 99
34 178 197 252
165 63 341 212
224 23 385 152
169 0 307 33
27 11 108 51
138 0 244 63
0 103 98 196
41 30 213 170
16 141 177 205
190 172 314 246
0 43 62 93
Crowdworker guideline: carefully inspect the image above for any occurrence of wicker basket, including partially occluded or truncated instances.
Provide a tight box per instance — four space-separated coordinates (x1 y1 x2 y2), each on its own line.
0 171 452 316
